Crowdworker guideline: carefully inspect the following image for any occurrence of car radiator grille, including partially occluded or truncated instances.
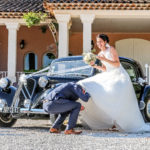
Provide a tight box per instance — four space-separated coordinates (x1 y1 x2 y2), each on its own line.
12 78 36 108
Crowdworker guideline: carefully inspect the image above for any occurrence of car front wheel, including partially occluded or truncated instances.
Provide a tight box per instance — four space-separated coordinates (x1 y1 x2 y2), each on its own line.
0 113 17 127
144 98 150 122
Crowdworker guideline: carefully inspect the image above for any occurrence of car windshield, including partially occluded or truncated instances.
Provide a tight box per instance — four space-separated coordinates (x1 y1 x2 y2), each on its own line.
48 59 93 77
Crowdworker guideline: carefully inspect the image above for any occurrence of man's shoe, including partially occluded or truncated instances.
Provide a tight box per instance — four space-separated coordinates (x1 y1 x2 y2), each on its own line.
64 129 82 135
80 105 85 111
108 125 118 132
49 128 60 133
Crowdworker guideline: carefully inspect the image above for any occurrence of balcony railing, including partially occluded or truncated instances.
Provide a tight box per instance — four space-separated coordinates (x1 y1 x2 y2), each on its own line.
0 71 7 78
0 71 31 83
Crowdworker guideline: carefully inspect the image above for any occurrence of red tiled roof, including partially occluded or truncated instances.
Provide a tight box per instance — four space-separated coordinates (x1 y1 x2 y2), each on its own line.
0 0 150 18
43 0 150 15
46 0 150 3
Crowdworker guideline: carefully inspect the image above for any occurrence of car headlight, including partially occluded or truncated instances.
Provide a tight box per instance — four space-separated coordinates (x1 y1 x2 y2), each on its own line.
139 101 145 110
24 99 31 108
0 78 11 89
0 99 7 108
19 74 27 85
38 76 49 88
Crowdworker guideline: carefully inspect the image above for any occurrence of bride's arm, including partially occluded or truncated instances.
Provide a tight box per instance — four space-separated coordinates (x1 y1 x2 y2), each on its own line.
90 62 106 72
97 47 120 67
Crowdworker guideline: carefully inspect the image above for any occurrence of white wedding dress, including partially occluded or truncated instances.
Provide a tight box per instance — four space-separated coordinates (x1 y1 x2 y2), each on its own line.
78 47 150 132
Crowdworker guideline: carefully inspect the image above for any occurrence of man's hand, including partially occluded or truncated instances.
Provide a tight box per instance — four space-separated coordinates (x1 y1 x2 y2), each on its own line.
82 89 85 94
80 105 85 111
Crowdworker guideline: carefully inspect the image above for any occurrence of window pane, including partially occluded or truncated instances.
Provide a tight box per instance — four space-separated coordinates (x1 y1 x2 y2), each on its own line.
43 53 55 68
50 60 93 76
122 62 137 81
24 53 37 71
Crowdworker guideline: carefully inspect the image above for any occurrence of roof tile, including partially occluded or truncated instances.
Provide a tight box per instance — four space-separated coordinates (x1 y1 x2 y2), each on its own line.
44 0 150 13
0 0 46 18
0 0 44 12
46 0 150 2
1 0 150 19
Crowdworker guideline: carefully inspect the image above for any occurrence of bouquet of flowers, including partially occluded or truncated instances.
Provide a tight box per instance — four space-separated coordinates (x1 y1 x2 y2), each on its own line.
83 52 96 65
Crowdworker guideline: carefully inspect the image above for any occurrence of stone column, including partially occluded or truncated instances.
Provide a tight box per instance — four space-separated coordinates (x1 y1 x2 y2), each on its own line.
5 23 20 82
55 14 71 58
80 14 95 53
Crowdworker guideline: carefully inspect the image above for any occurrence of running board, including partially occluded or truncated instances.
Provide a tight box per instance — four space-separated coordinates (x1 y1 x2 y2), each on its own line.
20 108 48 114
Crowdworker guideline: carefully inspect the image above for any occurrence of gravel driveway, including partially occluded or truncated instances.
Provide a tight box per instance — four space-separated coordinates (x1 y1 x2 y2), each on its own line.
0 119 150 150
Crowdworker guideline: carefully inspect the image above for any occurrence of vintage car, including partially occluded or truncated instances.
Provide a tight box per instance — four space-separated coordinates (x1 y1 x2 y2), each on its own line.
0 56 149 127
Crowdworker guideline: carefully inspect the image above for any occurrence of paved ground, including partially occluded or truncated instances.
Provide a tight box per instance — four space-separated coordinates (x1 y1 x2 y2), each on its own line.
0 119 150 150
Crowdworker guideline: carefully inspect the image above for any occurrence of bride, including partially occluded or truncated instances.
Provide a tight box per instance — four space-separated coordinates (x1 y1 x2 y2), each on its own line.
78 34 150 132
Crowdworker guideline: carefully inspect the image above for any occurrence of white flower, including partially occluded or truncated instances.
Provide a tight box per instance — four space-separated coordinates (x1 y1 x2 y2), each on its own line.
83 52 96 65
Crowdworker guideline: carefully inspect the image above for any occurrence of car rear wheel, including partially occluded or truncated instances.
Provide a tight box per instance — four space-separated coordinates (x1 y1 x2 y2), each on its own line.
144 98 150 122
0 113 17 127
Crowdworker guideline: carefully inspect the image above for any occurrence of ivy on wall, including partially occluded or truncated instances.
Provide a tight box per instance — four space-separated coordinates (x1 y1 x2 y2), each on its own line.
23 12 58 58
23 12 58 44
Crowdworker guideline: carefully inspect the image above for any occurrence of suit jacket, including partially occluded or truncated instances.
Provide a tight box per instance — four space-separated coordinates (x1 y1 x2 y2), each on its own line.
46 82 90 102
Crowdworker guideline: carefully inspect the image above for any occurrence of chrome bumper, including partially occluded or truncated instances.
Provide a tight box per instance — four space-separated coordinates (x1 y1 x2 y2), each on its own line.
0 107 48 114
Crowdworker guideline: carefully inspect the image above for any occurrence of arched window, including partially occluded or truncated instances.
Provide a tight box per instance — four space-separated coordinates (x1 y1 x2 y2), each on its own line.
24 52 38 71
43 53 56 68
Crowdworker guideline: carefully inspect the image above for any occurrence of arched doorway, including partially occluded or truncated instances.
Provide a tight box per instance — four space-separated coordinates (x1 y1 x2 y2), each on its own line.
24 52 38 71
115 38 150 71
43 53 56 68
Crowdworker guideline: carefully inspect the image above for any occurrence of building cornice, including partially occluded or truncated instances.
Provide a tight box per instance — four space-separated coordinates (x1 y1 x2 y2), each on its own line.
49 10 150 18
0 18 52 25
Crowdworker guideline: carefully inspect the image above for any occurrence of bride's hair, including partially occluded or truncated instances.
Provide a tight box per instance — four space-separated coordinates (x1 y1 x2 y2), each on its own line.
97 34 109 43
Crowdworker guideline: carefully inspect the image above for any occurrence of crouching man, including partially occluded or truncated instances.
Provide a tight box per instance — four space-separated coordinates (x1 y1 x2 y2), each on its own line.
43 82 90 135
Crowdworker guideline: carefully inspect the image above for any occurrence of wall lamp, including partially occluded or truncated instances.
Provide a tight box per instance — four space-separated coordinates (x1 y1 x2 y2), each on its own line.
20 40 25 49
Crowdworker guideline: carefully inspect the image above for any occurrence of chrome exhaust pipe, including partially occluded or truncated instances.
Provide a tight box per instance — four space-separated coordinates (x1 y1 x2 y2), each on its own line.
20 108 48 114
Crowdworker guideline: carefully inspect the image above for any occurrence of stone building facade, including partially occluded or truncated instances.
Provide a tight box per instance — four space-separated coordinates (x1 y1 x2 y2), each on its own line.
1 0 150 81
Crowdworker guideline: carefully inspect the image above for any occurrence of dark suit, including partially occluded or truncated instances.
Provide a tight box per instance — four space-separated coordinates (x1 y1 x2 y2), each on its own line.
43 82 90 130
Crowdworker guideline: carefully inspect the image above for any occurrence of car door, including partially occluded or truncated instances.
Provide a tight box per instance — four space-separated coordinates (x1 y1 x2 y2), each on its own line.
121 62 142 100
